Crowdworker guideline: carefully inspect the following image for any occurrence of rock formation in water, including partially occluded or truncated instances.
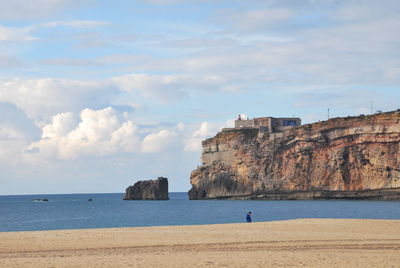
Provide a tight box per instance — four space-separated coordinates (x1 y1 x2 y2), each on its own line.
124 177 169 200
189 111 400 200
32 198 49 202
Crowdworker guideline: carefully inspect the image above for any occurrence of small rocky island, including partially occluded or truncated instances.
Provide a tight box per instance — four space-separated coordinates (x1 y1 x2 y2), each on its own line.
32 198 49 202
189 111 400 200
124 177 169 200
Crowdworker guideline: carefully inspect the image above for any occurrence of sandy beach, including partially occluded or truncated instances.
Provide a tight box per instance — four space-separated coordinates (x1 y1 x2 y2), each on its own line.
1 219 400 267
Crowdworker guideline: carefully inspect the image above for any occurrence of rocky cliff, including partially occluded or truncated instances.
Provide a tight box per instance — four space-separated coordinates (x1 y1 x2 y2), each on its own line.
189 111 400 200
124 177 169 200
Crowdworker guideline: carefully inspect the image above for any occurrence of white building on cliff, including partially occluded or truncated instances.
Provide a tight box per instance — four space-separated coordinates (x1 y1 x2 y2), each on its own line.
223 115 301 135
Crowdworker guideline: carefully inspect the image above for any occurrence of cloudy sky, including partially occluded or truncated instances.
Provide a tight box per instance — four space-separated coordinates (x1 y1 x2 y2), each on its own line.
1 0 399 195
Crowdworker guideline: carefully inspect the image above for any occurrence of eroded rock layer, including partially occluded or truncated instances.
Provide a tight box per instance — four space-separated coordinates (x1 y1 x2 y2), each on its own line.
189 111 400 200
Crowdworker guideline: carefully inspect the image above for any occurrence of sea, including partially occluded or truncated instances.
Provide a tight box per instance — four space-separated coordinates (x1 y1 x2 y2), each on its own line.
1 192 399 232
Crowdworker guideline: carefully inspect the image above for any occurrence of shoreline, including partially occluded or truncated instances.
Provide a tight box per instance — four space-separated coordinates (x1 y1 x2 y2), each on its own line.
1 219 400 267
0 216 399 233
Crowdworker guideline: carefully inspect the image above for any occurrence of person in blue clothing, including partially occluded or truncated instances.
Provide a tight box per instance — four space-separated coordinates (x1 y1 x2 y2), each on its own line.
246 212 252 223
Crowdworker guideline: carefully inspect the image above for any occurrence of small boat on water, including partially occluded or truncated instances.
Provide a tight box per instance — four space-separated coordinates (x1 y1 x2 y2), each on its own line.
32 198 49 202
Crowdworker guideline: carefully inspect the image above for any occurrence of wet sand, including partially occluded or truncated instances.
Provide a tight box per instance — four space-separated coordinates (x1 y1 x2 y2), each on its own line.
1 219 400 267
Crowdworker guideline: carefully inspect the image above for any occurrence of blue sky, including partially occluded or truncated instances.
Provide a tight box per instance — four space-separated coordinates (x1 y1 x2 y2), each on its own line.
0 0 399 194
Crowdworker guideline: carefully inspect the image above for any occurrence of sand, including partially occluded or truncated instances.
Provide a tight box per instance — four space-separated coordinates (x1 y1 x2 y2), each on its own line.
1 219 400 267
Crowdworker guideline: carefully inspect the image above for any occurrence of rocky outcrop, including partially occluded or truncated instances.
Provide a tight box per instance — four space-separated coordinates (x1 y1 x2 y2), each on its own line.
124 177 169 200
189 111 400 200
32 198 49 202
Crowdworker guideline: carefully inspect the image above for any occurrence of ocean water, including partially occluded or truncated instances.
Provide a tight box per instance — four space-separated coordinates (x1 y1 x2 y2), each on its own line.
0 192 399 232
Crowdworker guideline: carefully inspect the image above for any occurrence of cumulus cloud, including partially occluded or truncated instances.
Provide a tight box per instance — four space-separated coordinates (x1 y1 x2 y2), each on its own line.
0 101 232 170
28 107 141 159
184 121 228 152
41 112 79 139
12 104 235 162
184 122 211 152
24 107 204 160
141 130 180 153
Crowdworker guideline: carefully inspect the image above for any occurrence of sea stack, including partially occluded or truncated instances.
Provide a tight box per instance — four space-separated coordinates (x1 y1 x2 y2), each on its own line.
124 177 169 200
189 111 400 200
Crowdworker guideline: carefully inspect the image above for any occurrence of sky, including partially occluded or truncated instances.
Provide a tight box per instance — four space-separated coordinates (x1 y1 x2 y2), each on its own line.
0 0 399 195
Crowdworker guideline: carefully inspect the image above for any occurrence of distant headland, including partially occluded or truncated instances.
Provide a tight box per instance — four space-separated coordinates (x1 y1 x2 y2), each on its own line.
189 110 400 200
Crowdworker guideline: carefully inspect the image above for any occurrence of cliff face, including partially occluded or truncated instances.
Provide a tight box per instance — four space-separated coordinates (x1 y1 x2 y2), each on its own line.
189 111 400 200
124 177 169 200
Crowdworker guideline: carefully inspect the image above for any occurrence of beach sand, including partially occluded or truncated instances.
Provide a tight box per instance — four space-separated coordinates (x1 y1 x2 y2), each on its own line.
1 219 400 267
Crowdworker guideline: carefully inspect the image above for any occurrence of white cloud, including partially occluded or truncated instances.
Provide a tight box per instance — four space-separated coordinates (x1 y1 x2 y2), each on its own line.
0 102 40 139
384 68 400 80
112 73 187 102
154 8 400 87
331 0 400 22
0 102 39 165
0 126 26 141
39 54 148 67
165 37 238 48
0 78 116 123
23 107 200 159
38 58 97 67
0 54 26 69
214 8 294 33
141 130 180 153
41 112 79 139
0 19 108 44
0 126 29 165
42 20 110 29
184 122 222 152
0 0 88 20
18 106 237 159
112 73 239 102
0 25 37 42
28 107 141 159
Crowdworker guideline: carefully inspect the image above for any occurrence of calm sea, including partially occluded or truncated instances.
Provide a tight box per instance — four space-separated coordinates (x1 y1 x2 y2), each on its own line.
0 192 399 232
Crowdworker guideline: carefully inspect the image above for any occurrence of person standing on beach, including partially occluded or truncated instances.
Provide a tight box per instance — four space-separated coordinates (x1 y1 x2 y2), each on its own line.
246 212 252 223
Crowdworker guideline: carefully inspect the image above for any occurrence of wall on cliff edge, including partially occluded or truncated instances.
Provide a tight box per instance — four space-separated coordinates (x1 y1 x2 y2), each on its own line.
188 111 400 200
